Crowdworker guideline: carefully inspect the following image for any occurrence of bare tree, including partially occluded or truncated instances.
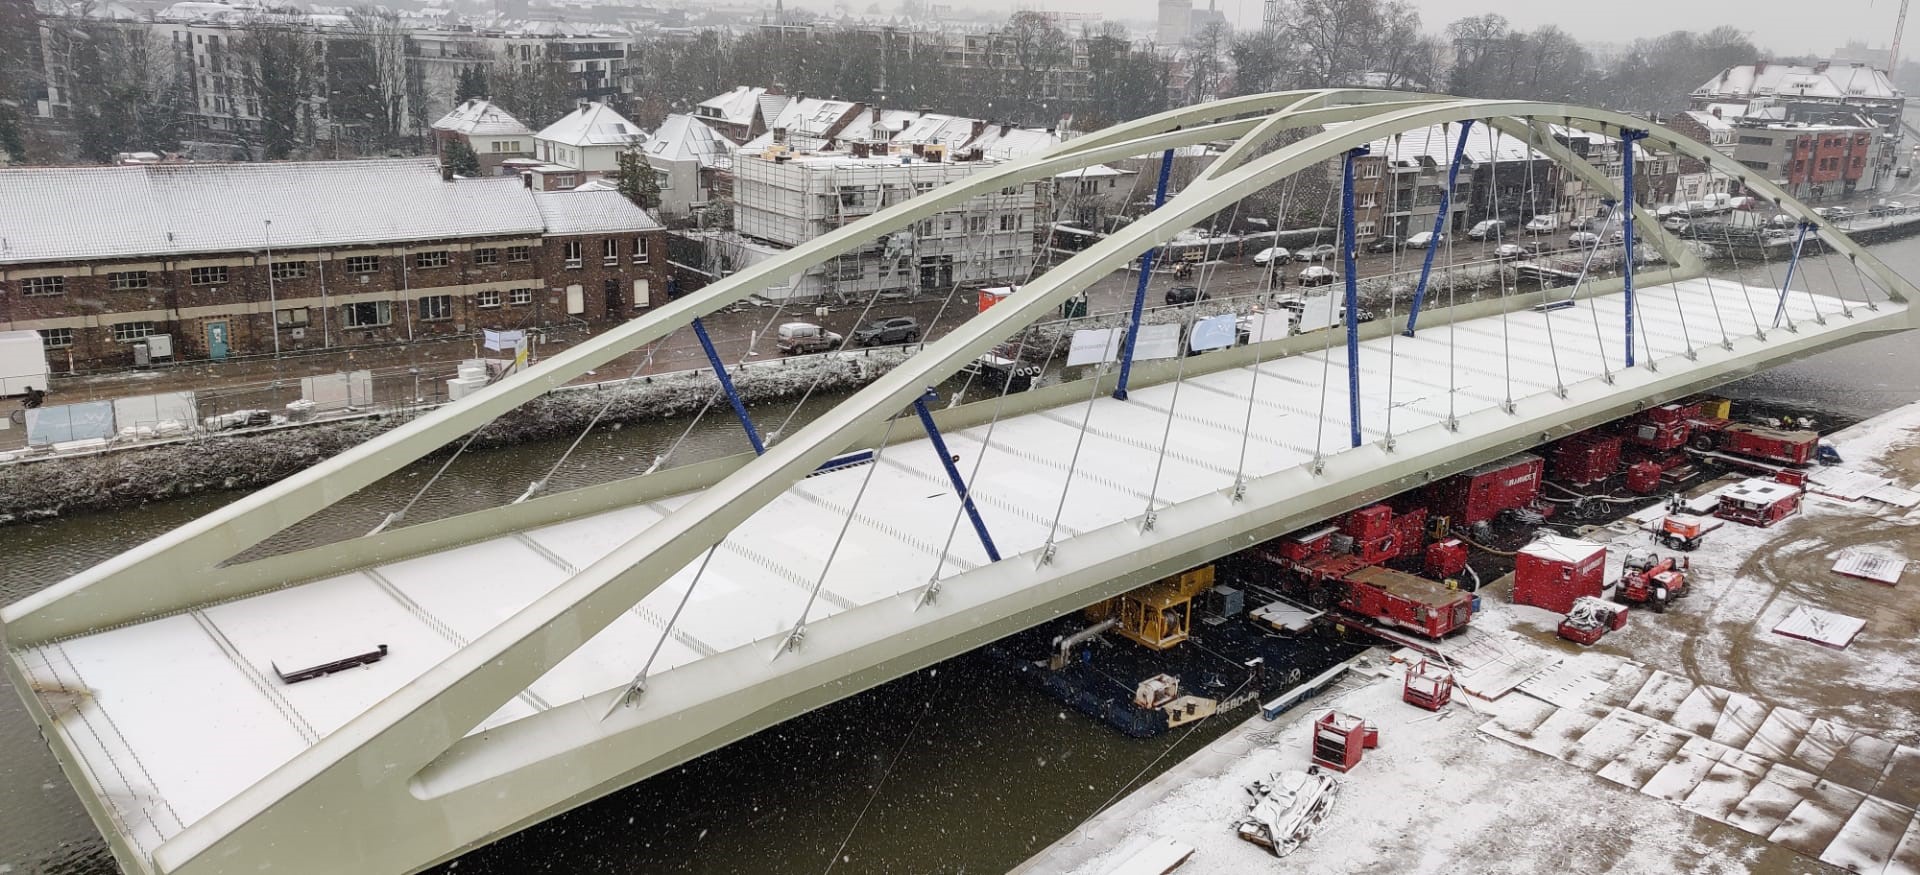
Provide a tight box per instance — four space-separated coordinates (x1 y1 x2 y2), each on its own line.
232 21 319 159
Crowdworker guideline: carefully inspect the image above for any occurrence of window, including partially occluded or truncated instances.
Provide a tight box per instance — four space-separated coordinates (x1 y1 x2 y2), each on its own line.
1001 185 1020 196
413 250 449 269
999 214 1019 231
343 301 391 328
190 266 228 285
835 257 863 281
552 174 576 188
108 271 149 291
111 321 155 342
967 215 987 233
603 238 619 265
633 236 649 263
276 306 309 326
507 245 531 263
509 287 534 305
839 187 868 208
22 276 66 297
474 248 499 266
418 294 453 321
40 327 73 349
346 255 379 273
655 170 671 191
1361 162 1382 179
564 240 582 267
270 261 309 281
477 289 502 308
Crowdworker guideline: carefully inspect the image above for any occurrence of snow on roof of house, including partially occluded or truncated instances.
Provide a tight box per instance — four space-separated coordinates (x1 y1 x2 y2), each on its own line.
1517 535 1606 564
431 99 533 137
536 102 645 148
0 158 655 266
1052 164 1130 178
1681 110 1734 135
533 189 662 234
646 114 734 169
695 86 766 126
1695 62 1901 101
967 125 1060 160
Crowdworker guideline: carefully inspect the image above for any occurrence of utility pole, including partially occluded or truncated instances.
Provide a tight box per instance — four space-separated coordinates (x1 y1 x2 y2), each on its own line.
265 219 281 358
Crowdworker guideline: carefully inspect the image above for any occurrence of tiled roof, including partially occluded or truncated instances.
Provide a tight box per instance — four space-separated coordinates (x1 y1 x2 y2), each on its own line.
535 102 646 148
0 158 650 266
431 99 533 137
533 189 663 234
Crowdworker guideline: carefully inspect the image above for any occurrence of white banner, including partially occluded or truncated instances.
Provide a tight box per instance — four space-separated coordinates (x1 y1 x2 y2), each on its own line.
484 328 526 352
1066 328 1122 367
1132 323 1183 361
1189 314 1238 352
1249 311 1294 343
1298 294 1339 332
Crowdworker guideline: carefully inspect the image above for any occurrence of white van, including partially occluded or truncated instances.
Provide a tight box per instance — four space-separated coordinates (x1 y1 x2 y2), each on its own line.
1467 219 1506 240
1523 215 1559 234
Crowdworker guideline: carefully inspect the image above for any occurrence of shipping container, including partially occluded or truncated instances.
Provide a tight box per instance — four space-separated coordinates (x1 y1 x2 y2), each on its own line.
1431 453 1544 525
1513 536 1608 614
1341 567 1474 638
1716 423 1817 466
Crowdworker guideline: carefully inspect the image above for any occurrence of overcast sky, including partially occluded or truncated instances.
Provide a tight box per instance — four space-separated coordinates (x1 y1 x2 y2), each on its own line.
898 0 1902 57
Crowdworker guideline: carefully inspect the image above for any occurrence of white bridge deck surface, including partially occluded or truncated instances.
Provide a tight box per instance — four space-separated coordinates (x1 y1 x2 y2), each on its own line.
17 279 1882 857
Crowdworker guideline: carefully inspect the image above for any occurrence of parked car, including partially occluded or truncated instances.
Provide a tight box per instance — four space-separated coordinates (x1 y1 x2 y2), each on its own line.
777 322 843 355
1567 231 1602 248
1660 216 1691 234
1363 236 1401 253
1164 285 1211 305
1524 215 1559 235
1495 243 1528 259
850 316 921 346
1406 231 1443 248
1899 166 1912 178
1522 241 1554 257
1297 243 1338 261
1298 265 1337 286
1252 246 1292 265
1567 216 1603 232
1468 219 1506 240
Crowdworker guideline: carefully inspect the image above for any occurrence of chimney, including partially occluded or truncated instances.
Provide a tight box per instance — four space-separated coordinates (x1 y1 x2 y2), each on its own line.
441 161 455 182
1754 59 1768 75
1711 106 1722 119
970 119 986 140
871 105 881 125
768 82 785 96
774 126 788 144
1814 60 1830 73
1000 123 1011 136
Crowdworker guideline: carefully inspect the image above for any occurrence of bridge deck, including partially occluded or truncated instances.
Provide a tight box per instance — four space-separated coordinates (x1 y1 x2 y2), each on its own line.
16 279 1873 857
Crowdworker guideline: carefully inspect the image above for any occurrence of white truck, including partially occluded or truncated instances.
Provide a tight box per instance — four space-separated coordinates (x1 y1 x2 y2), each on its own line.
0 329 51 398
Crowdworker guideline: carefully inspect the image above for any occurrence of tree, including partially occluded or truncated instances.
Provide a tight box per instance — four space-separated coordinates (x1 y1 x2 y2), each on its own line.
617 138 660 209
232 21 319 160
1081 24 1167 128
1184 21 1230 104
997 12 1069 124
444 138 481 177
44 15 190 162
1228 27 1291 97
455 65 489 103
490 46 577 131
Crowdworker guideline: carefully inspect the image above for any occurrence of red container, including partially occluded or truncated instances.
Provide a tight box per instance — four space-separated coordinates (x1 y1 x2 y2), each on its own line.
1341 504 1394 540
1776 469 1808 487
1340 567 1473 638
1513 535 1607 614
1432 454 1544 526
1719 424 1817 465
1394 506 1429 554
1352 533 1400 566
1273 525 1338 562
1645 401 1701 424
1551 433 1624 484
1717 478 1803 527
1424 538 1469 579
1627 418 1691 451
1625 460 1663 494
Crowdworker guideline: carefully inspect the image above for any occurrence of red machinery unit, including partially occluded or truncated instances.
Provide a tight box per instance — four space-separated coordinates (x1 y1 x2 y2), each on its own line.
1272 525 1338 562
1551 432 1624 485
1614 549 1689 612
1625 460 1663 494
1424 538 1469 580
1311 710 1380 773
1402 660 1454 711
1513 535 1608 614
1557 596 1630 645
1341 505 1394 540
1431 453 1545 526
1693 421 1818 466
1716 477 1803 527
1340 567 1473 638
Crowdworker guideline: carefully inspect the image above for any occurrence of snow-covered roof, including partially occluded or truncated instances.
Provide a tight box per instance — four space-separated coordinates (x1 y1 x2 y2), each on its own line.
695 86 766 127
1517 535 1606 564
1681 110 1734 136
0 158 650 266
431 99 533 137
1052 164 1130 179
533 189 662 235
535 102 645 148
646 114 734 170
967 124 1060 160
1695 62 1901 102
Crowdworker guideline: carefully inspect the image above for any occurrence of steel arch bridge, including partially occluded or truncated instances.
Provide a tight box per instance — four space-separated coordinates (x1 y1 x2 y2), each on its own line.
6 90 1916 875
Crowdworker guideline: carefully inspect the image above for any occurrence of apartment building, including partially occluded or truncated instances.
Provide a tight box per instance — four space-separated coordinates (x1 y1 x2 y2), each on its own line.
0 158 669 369
1730 121 1880 200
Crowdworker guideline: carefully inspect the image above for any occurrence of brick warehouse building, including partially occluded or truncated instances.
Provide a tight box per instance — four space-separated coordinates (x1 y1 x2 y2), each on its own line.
0 158 670 371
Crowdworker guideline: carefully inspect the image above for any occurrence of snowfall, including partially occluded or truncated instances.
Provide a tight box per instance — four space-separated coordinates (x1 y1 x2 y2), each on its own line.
1015 400 1920 875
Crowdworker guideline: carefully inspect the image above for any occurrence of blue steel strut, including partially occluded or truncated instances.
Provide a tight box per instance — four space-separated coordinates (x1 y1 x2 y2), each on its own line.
1342 146 1369 448
1112 148 1176 401
912 390 1001 562
692 317 766 455
1405 120 1475 336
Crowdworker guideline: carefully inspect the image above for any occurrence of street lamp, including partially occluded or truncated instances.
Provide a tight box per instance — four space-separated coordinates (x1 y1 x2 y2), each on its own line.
265 219 281 358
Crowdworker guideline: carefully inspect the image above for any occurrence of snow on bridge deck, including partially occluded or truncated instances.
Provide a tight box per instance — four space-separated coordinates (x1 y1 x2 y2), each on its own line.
17 278 1884 856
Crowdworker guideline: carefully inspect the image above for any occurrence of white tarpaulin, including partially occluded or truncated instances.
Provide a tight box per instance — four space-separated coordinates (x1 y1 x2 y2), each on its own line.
1832 549 1904 585
484 329 526 352
1132 323 1182 362
1248 311 1294 343
1298 294 1339 332
1066 328 1121 367
1773 605 1865 648
1865 484 1920 509
1189 314 1237 351
111 391 196 430
25 400 115 446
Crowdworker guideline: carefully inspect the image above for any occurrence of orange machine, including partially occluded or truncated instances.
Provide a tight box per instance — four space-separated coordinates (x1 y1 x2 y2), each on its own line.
1087 566 1215 651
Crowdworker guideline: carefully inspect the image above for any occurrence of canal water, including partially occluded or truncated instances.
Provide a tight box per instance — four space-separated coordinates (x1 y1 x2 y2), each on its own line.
5 242 1920 875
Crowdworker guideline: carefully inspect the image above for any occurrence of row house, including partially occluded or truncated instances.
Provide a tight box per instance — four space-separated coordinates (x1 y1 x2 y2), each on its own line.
0 158 669 370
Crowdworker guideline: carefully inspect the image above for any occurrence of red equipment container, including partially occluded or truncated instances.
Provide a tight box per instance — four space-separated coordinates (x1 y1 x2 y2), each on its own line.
1341 504 1394 540
1311 710 1379 773
1645 401 1701 424
1513 535 1608 614
1715 423 1818 466
1431 453 1544 526
1340 567 1473 638
1717 477 1803 527
1352 534 1400 566
1272 525 1338 562
1424 538 1470 579
1625 460 1663 494
1776 468 1808 487
1393 506 1429 556
1627 418 1691 451
1551 433 1624 484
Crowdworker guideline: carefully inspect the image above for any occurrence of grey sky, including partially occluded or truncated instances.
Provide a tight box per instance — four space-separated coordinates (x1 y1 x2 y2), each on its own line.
896 0 1900 57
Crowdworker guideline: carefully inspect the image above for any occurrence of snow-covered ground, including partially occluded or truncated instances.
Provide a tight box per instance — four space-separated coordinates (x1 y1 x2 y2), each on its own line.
1014 400 1920 875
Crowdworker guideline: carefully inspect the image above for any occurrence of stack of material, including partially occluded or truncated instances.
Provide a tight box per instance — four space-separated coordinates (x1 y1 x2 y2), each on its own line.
446 360 490 401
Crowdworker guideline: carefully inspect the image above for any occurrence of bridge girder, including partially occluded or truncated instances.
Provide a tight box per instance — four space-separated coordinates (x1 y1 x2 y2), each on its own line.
7 92 1915 875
